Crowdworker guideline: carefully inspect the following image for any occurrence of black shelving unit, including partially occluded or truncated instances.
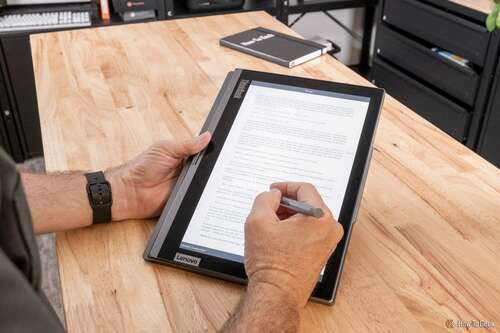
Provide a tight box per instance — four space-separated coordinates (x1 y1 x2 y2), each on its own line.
169 0 276 19
278 0 377 68
166 0 376 69
287 0 374 15
371 0 500 168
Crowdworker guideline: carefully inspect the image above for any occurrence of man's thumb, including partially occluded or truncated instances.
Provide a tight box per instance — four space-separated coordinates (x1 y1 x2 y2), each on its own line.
167 132 211 158
249 189 282 218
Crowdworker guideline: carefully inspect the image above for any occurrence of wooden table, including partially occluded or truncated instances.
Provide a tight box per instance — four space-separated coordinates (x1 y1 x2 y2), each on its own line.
449 0 494 14
31 11 500 332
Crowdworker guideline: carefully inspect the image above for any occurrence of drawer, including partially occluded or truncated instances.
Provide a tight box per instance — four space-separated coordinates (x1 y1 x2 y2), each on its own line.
375 25 480 106
383 0 489 66
372 58 470 141
478 69 500 167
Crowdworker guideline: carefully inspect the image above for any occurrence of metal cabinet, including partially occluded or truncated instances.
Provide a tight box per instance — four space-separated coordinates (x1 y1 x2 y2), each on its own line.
478 65 500 168
1 34 43 161
372 0 500 151
0 34 43 162
373 58 471 141
0 38 25 162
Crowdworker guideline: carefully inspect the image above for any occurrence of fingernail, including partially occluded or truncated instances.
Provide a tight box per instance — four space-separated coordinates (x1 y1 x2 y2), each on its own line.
270 188 281 194
196 131 210 143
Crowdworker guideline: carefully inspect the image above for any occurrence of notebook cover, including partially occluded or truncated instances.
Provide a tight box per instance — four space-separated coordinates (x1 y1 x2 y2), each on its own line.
220 27 325 68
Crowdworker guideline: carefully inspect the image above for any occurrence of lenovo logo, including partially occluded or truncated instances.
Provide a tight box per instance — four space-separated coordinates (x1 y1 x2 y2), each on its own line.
174 253 201 266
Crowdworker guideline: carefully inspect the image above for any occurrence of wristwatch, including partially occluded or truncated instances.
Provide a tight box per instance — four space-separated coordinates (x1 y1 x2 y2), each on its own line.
85 171 112 224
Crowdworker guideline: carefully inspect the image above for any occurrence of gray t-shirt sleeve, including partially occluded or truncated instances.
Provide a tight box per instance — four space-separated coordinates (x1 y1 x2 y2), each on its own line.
0 148 64 332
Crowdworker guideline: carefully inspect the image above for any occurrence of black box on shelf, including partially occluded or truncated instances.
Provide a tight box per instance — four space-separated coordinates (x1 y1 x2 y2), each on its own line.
186 0 244 13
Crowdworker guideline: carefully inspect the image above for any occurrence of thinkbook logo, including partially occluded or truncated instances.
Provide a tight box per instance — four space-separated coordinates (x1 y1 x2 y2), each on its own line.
174 253 201 266
233 79 249 99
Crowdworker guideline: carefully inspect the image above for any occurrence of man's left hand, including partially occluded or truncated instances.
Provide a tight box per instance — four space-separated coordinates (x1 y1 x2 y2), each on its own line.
107 132 211 221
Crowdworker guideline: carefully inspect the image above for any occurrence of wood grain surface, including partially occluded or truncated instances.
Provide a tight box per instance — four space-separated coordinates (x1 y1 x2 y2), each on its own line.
31 11 500 333
448 0 495 15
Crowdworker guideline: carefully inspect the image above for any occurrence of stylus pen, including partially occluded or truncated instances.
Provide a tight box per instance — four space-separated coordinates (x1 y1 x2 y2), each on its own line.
280 196 324 218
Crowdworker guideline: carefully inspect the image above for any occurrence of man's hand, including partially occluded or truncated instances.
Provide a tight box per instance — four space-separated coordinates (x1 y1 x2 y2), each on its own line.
107 132 211 221
245 182 344 307
222 182 343 332
23 133 211 234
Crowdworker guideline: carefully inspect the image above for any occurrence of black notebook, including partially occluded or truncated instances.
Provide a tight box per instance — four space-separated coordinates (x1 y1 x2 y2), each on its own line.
220 27 327 68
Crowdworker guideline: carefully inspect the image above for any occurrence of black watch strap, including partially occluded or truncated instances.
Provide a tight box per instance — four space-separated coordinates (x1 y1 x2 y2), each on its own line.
85 171 112 224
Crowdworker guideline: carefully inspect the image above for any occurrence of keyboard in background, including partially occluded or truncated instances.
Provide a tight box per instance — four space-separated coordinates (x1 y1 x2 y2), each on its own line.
0 4 92 32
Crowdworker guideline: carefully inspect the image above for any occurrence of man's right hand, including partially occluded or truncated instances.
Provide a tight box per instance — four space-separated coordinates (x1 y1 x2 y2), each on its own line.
222 182 344 332
244 182 344 308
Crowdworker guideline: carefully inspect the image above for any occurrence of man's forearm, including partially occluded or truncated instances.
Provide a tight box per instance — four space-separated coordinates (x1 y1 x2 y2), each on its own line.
222 282 300 333
22 170 130 234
